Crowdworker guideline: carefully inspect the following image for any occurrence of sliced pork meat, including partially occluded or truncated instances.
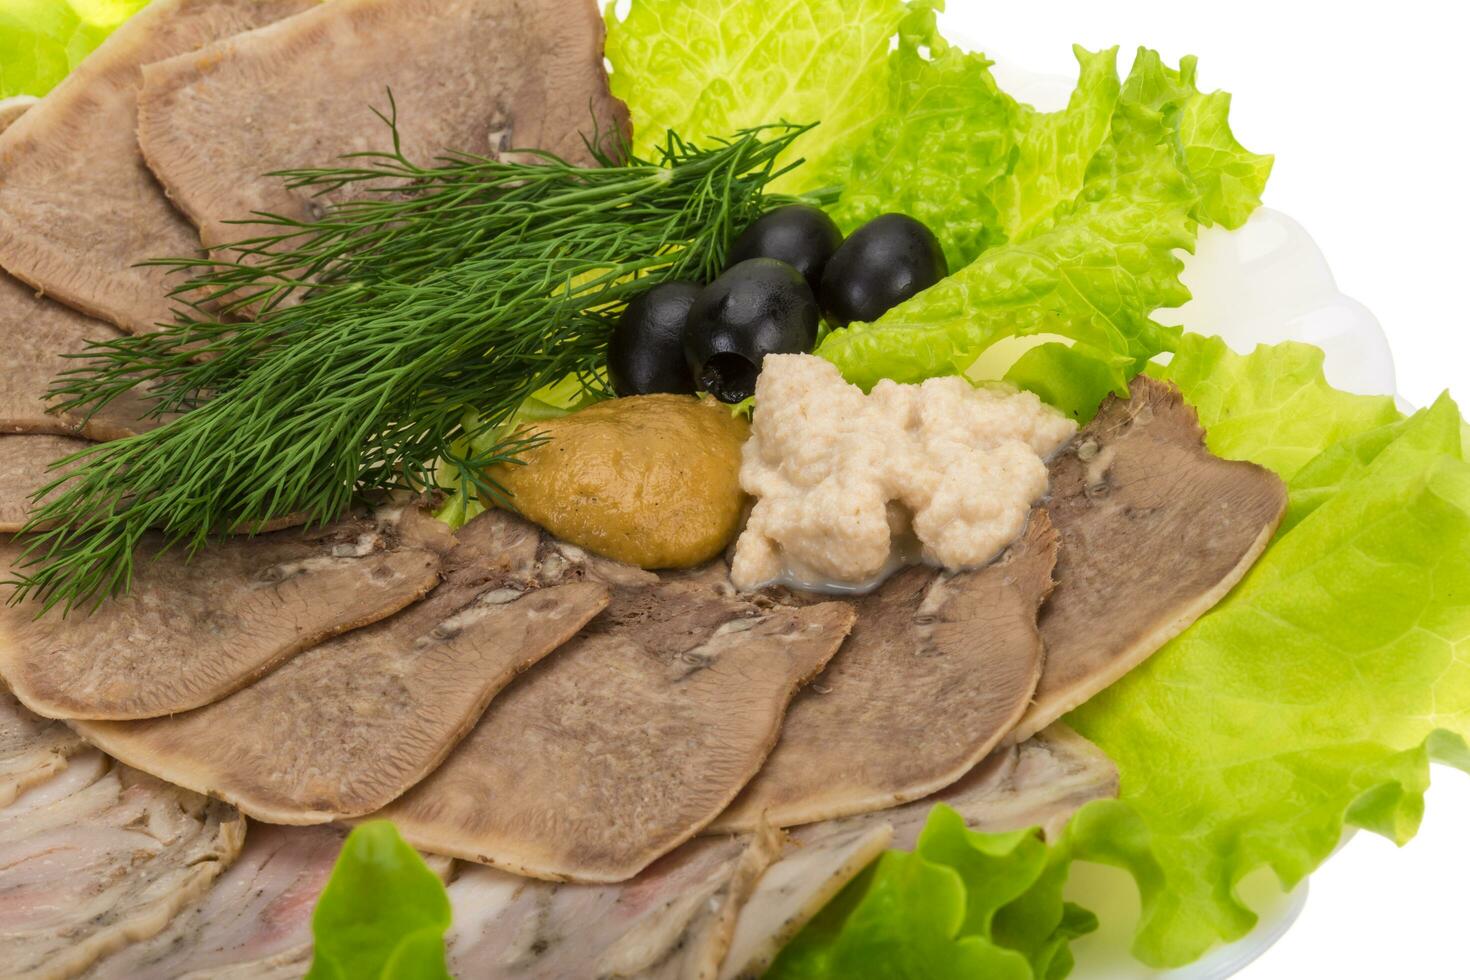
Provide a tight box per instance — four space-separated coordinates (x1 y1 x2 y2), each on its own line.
0 0 314 334
713 511 1058 832
0 514 444 720
73 512 610 823
0 272 160 439
0 690 85 808
440 726 1114 980
77 822 341 979
445 825 782 980
1010 376 1288 743
0 434 86 531
718 725 1119 979
137 0 631 256
717 823 894 980
380 547 856 883
3 749 109 819
0 757 245 980
78 823 452 979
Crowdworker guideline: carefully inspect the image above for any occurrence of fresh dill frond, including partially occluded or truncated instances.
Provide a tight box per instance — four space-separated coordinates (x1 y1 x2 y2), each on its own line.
13 121 812 613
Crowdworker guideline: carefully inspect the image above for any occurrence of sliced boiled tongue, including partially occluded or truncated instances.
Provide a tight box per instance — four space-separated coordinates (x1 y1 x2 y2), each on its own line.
712 508 1059 833
0 511 445 721
0 434 88 533
68 511 610 824
0 272 164 441
0 0 315 335
1010 375 1288 743
135 0 631 259
378 551 857 883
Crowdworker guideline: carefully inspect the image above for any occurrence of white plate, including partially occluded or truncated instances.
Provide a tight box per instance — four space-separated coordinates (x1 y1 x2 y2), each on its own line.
979 51 1397 978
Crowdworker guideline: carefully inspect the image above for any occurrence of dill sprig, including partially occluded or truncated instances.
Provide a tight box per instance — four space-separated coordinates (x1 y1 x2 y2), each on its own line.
13 122 812 612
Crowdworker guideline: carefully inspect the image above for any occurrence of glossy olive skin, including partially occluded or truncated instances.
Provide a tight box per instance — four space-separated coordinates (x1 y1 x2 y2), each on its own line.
819 213 948 326
607 281 701 396
727 205 844 292
683 258 819 403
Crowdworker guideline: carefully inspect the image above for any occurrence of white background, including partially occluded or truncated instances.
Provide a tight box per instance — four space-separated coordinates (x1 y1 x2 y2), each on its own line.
941 2 1469 977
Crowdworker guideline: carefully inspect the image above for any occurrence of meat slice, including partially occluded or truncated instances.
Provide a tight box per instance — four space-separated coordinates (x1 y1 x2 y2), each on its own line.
0 757 245 980
444 826 783 980
0 272 161 440
380 549 856 883
719 725 1119 980
440 726 1115 980
78 822 340 979
0 95 37 133
1010 376 1287 742
0 690 85 807
712 511 1059 832
717 823 894 980
72 512 610 823
0 0 314 334
79 822 455 979
0 434 87 531
0 514 444 720
0 97 156 438
136 0 631 256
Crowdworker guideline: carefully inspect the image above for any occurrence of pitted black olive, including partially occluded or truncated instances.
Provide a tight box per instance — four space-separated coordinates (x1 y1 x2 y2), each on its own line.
607 281 701 397
682 258 819 403
727 205 843 293
819 213 948 326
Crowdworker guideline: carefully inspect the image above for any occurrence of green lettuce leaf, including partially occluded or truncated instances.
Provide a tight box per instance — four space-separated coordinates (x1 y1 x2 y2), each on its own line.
817 4 1017 268
603 0 906 185
815 46 1198 395
1062 367 1470 966
1283 416 1412 531
1149 333 1401 481
1003 342 1135 423
0 0 148 98
607 3 1270 414
769 805 1094 979
989 46 1120 245
1119 51 1273 229
306 822 452 980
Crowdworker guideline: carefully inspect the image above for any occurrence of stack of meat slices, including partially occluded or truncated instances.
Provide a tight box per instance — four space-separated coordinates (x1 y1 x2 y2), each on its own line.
0 376 1284 977
0 0 1289 975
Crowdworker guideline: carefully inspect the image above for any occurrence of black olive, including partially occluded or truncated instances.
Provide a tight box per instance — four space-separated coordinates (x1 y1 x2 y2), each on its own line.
683 258 819 404
818 213 948 326
727 204 844 292
606 281 701 397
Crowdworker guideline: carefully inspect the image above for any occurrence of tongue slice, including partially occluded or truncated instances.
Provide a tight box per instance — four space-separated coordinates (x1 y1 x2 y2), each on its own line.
0 96 37 133
1009 376 1287 743
0 272 163 440
68 512 610 824
0 434 88 532
379 553 856 883
712 510 1059 832
0 0 315 333
0 512 444 720
135 0 630 258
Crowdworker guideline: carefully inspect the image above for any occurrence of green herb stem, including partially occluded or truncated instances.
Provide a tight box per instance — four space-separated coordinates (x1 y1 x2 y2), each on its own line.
15 124 811 612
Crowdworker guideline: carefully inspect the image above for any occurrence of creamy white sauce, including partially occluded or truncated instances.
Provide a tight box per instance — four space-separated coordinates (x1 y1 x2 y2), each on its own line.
730 355 1075 592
